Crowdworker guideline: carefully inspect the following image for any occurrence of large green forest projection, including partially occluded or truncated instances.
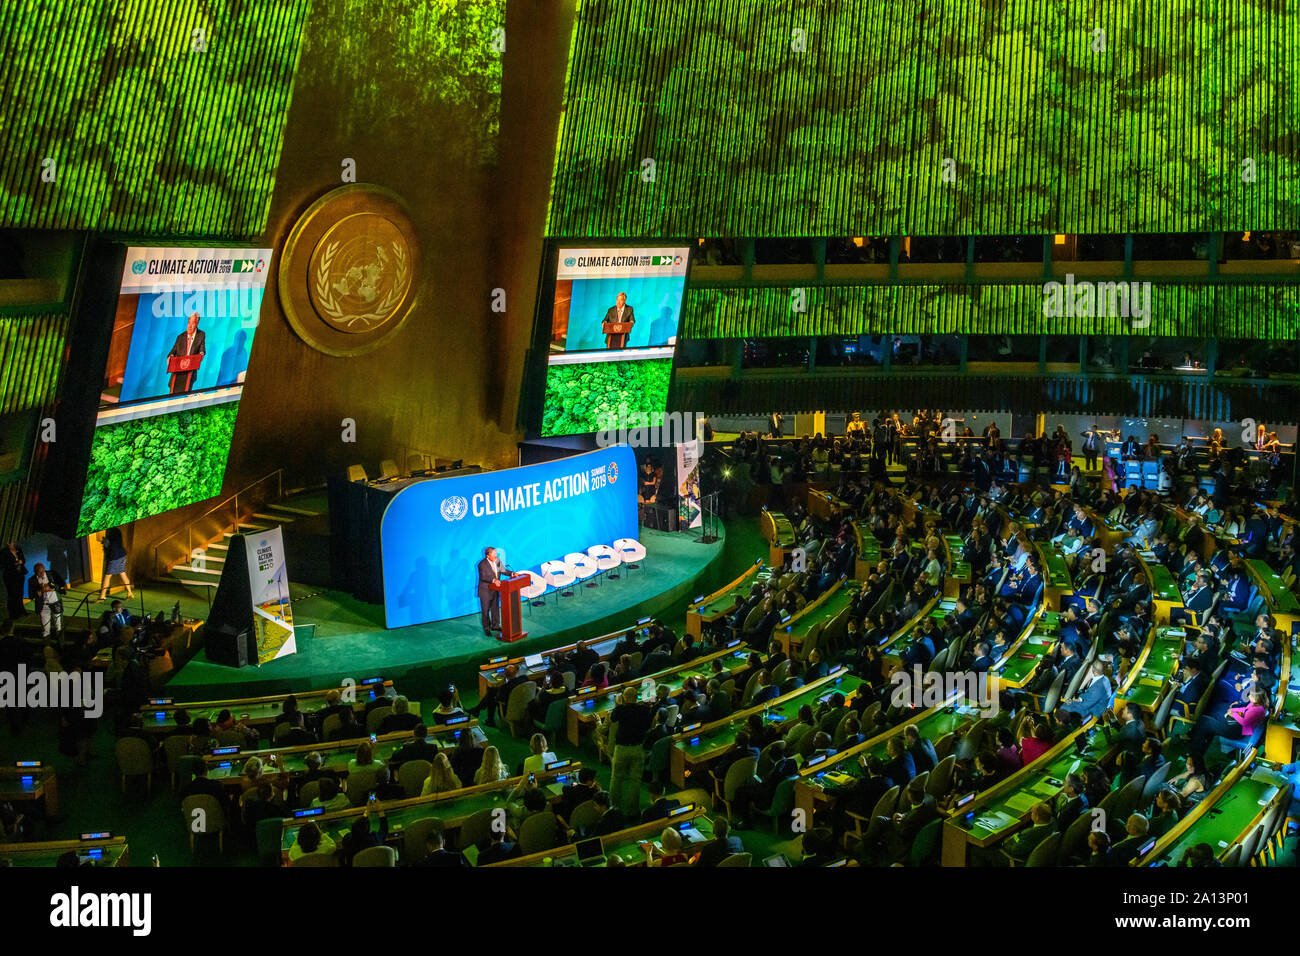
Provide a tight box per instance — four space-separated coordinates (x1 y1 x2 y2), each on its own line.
548 0 1298 237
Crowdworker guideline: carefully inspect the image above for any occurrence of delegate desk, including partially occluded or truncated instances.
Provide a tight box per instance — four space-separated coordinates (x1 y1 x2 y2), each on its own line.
489 804 714 867
794 694 984 822
686 559 767 638
1245 558 1300 634
668 668 862 788
280 763 579 864
1265 637 1299 763
202 720 478 787
760 509 797 568
476 626 644 698
1116 626 1185 712
941 723 1109 866
944 534 970 599
1136 756 1283 866
137 679 396 737
565 642 749 746
1137 551 1181 626
0 835 128 867
1084 508 1124 554
0 763 58 817
1035 544 1072 610
779 578 854 657
993 611 1060 689
807 489 847 522
853 521 882 580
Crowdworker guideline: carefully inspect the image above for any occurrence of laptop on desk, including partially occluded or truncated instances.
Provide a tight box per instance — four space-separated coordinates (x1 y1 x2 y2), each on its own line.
524 654 545 671
575 837 606 867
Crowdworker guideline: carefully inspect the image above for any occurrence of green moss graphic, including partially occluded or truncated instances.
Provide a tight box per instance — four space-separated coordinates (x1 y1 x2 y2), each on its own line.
76 403 241 536
540 359 673 437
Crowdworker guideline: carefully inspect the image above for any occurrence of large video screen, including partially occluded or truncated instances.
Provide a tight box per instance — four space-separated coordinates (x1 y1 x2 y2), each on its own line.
539 246 689 437
75 247 272 536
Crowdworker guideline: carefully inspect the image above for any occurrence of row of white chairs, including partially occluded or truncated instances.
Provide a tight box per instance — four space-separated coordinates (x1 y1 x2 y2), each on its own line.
519 538 647 600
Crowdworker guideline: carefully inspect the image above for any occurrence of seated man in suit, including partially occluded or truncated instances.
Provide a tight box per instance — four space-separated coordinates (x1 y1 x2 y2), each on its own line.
179 761 226 802
903 723 938 774
1169 659 1209 716
1054 773 1089 832
696 817 745 866
417 827 467 867
750 670 780 706
862 780 940 864
477 827 521 865
1057 660 1113 724
882 735 917 788
730 740 798 828
639 780 682 824
1000 801 1058 864
387 724 441 771
1110 813 1151 866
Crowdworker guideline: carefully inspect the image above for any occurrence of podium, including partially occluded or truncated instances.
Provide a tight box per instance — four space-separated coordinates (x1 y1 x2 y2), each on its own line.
602 321 633 335
167 354 203 374
489 574 529 643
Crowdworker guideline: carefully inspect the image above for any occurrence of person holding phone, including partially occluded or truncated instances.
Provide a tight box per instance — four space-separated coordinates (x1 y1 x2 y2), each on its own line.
339 804 388 866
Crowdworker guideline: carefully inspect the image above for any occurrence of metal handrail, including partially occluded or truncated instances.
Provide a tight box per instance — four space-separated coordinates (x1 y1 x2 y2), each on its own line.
150 469 283 578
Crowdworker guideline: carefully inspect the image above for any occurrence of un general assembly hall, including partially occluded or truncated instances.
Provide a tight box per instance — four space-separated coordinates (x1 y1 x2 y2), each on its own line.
0 0 1296 928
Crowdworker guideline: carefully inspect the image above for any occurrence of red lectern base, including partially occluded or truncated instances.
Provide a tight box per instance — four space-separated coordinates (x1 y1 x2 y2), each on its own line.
499 629 528 644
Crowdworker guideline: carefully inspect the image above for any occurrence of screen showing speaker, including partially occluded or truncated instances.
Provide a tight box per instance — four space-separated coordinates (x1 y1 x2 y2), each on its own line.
539 246 689 437
75 247 272 536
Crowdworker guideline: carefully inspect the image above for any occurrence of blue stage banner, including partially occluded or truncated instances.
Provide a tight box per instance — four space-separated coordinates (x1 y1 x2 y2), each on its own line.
380 446 638 628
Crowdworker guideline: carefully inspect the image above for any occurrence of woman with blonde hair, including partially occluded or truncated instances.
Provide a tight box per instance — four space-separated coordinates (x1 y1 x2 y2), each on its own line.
420 752 462 796
474 745 508 784
522 732 558 775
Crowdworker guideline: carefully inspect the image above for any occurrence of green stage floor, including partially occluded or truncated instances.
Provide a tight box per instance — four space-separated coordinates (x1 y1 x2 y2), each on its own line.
164 524 747 700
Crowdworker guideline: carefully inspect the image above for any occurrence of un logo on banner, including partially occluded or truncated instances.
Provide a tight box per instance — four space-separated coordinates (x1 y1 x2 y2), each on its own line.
131 259 147 275
606 463 618 484
564 257 576 267
440 496 468 521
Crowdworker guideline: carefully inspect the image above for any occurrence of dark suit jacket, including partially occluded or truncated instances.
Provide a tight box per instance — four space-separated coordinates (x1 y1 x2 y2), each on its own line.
169 329 206 358
27 571 65 606
477 841 521 864
476 558 497 599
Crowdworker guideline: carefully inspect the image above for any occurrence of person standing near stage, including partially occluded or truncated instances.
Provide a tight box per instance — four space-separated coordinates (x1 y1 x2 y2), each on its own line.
476 547 503 636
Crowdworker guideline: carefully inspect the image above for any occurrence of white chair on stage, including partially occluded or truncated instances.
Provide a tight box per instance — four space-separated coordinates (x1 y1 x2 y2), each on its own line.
564 551 600 590
587 544 623 582
540 560 577 603
519 570 547 612
612 537 647 577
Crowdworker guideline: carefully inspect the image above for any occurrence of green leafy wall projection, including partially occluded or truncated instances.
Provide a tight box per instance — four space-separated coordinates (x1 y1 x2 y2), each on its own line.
76 403 241 536
548 0 1299 238
0 0 312 237
682 283 1300 339
303 0 503 168
541 359 673 437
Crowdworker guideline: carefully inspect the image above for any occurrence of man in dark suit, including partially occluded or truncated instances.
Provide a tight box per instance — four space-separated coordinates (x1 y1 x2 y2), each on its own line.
903 724 938 774
167 311 206 394
1054 773 1088 832
477 828 521 865
387 724 439 771
864 781 940 864
602 292 635 349
418 828 468 867
476 547 502 636
696 817 745 866
179 761 225 802
1000 802 1058 863
639 780 682 824
1170 660 1208 714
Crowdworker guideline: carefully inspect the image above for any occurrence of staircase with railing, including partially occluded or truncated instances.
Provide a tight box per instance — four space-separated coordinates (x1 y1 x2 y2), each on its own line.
149 470 319 599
